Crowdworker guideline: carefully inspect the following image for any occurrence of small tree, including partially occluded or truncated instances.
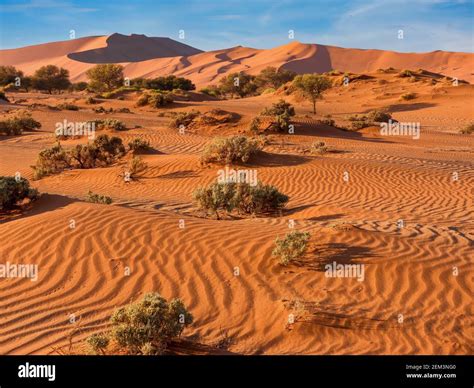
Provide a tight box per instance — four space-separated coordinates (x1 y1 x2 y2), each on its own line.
219 71 256 98
32 65 71 93
86 64 124 92
0 65 23 86
0 176 39 211
293 74 332 114
272 231 310 265
254 66 296 90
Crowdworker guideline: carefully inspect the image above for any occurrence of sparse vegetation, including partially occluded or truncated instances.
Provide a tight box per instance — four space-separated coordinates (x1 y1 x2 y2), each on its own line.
293 74 332 114
169 110 200 128
128 138 151 153
0 111 41 135
84 292 193 355
310 141 328 154
272 230 310 265
0 176 39 211
459 123 474 134
31 65 71 93
86 64 124 92
95 119 126 131
259 99 296 132
86 191 112 205
201 136 261 165
193 181 289 219
56 103 79 111
33 135 125 179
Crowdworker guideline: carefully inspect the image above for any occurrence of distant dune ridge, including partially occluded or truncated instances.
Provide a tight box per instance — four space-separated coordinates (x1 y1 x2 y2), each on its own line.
0 33 472 86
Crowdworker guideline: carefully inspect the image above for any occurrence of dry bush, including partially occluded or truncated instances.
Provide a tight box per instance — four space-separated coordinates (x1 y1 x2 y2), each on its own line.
0 176 39 211
201 136 261 165
272 230 310 265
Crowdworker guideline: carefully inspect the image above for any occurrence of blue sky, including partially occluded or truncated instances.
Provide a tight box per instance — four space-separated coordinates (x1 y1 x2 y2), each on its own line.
0 0 473 52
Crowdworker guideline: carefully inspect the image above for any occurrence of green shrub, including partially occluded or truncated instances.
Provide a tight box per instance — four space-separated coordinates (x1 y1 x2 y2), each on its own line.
0 176 39 211
109 292 193 355
311 141 328 154
193 181 288 218
86 333 110 355
86 64 124 92
272 231 310 265
56 103 79 111
86 191 112 205
128 138 151 153
96 119 126 131
201 136 261 165
366 110 392 122
32 144 71 179
0 111 41 135
261 99 295 117
148 91 173 107
459 123 474 134
168 110 200 128
199 85 222 98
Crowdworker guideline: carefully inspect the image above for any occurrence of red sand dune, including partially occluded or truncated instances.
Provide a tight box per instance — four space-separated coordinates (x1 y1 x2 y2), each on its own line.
1 33 472 86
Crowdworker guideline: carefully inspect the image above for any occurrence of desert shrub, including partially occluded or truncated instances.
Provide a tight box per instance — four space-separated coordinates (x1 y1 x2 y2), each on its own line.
261 88 276 94
233 182 289 215
351 120 371 130
0 176 39 211
70 81 88 91
193 182 237 219
32 65 71 93
272 231 310 265
85 96 100 104
96 119 126 131
199 85 222 98
261 99 295 117
125 156 147 180
109 292 193 354
136 93 150 107
86 64 124 92
459 123 474 134
148 91 173 107
401 92 417 100
201 136 261 165
193 181 288 218
0 111 41 135
86 191 112 205
32 144 71 179
320 118 335 126
86 333 110 355
168 110 200 128
56 103 79 111
366 110 392 123
128 138 151 153
311 141 328 154
249 116 261 133
142 75 195 91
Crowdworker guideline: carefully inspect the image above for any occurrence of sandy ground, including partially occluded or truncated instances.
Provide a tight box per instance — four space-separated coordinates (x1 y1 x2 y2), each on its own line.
0 70 472 355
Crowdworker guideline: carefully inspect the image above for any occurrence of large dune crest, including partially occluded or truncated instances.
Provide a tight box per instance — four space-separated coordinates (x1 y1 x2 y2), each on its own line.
0 32 473 86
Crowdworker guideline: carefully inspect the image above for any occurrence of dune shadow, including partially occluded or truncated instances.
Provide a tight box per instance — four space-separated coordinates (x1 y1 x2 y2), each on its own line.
252 151 311 167
293 242 374 272
307 213 345 222
383 102 437 113
158 170 200 179
0 193 78 224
